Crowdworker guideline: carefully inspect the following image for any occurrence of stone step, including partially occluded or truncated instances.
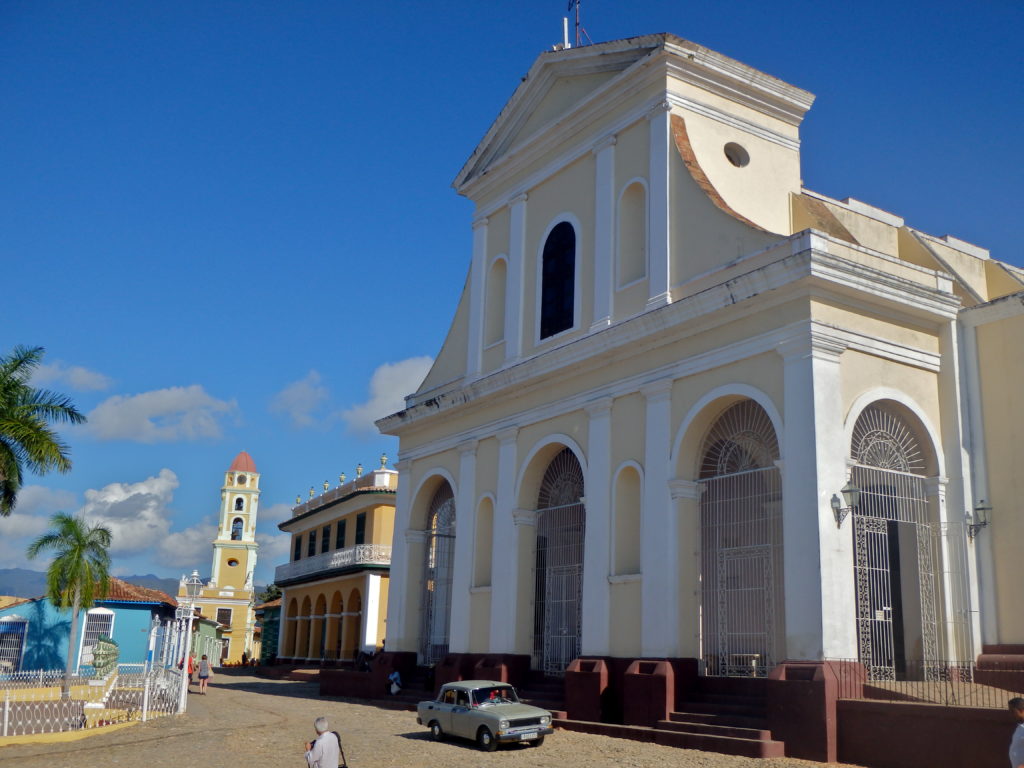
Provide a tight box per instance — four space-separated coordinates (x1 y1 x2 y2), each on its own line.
654 729 785 758
657 719 773 740
668 710 769 730
673 700 765 718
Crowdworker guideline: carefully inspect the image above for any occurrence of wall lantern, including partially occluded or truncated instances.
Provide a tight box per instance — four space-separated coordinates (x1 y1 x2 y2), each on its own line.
968 500 991 540
830 481 861 528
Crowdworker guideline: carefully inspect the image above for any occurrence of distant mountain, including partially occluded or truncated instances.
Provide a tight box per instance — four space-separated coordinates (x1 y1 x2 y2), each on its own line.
0 568 179 599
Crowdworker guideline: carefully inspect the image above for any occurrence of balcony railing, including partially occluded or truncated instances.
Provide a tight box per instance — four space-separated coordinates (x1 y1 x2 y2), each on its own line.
275 544 392 583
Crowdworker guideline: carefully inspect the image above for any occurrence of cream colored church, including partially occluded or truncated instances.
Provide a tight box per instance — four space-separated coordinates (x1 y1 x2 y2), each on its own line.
377 29 1022 707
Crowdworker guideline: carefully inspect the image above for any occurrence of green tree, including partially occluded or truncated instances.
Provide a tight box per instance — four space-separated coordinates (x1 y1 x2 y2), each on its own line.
0 345 86 516
27 513 112 695
257 583 281 603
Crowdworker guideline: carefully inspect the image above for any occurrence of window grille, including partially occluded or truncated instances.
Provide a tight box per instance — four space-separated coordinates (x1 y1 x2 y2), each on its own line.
216 608 233 627
80 610 114 667
699 401 782 677
540 222 576 338
419 483 455 665
533 448 585 676
0 617 28 672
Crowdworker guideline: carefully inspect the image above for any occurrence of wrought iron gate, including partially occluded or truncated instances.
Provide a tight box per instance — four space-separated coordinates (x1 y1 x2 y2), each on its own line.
533 449 585 676
420 483 455 665
698 401 783 677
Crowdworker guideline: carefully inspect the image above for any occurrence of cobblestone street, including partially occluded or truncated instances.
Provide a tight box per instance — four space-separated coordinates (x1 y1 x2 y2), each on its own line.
0 673 867 768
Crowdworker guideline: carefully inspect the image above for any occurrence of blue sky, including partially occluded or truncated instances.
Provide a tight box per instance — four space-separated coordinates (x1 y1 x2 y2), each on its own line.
1 1 1021 588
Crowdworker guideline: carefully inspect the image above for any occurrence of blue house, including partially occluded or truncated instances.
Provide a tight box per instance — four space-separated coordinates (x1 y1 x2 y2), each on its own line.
0 577 177 673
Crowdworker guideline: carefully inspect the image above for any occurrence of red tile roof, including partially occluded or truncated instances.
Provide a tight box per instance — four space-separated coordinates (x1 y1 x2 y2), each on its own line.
230 451 257 473
255 598 281 610
101 577 177 607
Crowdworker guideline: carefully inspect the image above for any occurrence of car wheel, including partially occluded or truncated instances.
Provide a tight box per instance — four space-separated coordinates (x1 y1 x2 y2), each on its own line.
429 721 444 742
529 735 545 747
476 726 498 752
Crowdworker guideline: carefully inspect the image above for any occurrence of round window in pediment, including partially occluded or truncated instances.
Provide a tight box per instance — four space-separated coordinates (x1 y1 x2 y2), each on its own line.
724 142 750 168
227 559 239 567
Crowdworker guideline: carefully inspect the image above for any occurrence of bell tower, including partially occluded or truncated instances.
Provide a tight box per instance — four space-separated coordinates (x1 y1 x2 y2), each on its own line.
183 450 261 663
211 451 260 591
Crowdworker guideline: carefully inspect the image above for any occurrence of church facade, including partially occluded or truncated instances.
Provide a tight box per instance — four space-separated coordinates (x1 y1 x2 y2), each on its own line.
377 32 1022 705
179 450 261 664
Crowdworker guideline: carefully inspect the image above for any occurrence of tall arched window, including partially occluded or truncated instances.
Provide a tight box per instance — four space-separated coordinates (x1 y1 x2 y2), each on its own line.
420 483 456 665
612 465 642 575
231 517 244 541
540 222 576 339
234 497 244 511
617 181 647 287
484 257 507 346
699 400 782 677
533 448 585 675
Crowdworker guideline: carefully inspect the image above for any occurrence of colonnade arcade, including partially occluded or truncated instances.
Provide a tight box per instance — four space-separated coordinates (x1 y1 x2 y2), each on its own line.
396 388 972 679
280 588 363 662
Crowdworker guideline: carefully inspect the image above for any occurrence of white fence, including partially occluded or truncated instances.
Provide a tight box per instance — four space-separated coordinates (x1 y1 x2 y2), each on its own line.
0 665 184 737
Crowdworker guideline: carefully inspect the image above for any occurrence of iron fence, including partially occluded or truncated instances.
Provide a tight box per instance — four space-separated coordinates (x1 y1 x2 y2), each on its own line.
0 665 183 737
829 658 1024 709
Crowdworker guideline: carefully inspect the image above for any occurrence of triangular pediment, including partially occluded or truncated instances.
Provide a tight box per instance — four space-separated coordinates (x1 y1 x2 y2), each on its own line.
453 35 665 194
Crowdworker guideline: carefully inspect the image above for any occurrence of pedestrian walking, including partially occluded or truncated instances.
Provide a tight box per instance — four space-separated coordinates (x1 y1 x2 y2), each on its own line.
1010 697 1024 768
304 716 342 768
197 654 214 694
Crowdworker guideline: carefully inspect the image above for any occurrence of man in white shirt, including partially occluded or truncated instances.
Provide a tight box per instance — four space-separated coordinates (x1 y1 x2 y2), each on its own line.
1009 698 1024 768
304 717 341 768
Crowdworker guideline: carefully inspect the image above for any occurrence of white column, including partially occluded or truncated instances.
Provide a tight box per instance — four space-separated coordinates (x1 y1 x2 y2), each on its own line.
489 427 519 652
591 136 616 331
466 217 489 378
669 478 703 658
363 572 382 652
449 441 478 653
581 397 612 654
959 318 997 644
385 460 412 651
640 378 676 656
505 194 527 362
646 101 672 311
778 331 852 660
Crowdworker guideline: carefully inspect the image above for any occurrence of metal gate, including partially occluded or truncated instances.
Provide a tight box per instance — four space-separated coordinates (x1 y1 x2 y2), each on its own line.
420 483 456 665
698 401 782 677
533 449 585 676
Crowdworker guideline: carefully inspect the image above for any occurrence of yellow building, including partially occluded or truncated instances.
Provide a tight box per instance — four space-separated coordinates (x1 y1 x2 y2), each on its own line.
179 450 261 664
376 31 1023 726
275 460 396 663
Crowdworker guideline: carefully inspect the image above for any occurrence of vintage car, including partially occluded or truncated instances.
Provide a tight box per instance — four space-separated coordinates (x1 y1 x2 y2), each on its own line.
417 680 554 751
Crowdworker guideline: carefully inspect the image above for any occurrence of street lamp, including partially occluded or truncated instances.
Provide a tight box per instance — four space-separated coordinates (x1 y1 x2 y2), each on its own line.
176 569 204 714
967 501 991 540
830 481 861 528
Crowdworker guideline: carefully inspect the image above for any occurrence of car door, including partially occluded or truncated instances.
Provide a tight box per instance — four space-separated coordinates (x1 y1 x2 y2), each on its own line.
450 689 472 738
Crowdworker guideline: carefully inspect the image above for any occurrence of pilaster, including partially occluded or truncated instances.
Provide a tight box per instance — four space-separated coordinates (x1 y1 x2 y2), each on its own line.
466 217 489 378
646 102 672 310
506 195 528 362
490 428 519 652
386 461 413 651
591 136 616 331
640 378 676 656
450 441 479 653
582 397 613 653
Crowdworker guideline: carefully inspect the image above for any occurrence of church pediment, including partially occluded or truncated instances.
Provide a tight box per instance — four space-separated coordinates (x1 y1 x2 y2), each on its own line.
453 36 662 193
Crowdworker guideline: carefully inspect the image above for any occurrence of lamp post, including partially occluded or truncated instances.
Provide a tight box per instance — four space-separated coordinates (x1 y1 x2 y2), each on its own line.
967 500 991 540
176 569 203 714
830 481 861 528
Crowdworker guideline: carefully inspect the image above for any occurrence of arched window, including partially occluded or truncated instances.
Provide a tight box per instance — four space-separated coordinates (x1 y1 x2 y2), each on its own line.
540 222 576 339
699 400 782 677
612 465 642 575
234 497 244 511
420 483 455 665
231 517 244 541
484 257 507 346
533 448 585 675
617 181 647 287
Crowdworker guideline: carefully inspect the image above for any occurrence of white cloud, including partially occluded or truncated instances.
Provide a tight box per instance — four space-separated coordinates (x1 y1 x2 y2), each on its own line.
259 502 292 526
79 469 179 554
342 356 433 434
157 518 218 569
33 361 113 392
0 485 78 541
269 370 329 428
85 385 236 443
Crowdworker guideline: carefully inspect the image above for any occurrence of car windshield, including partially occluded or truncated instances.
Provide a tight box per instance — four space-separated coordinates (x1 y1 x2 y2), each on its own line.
473 686 519 705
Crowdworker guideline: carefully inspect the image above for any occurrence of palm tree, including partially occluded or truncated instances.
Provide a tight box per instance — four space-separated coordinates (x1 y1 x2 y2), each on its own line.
0 345 86 516
27 513 112 695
